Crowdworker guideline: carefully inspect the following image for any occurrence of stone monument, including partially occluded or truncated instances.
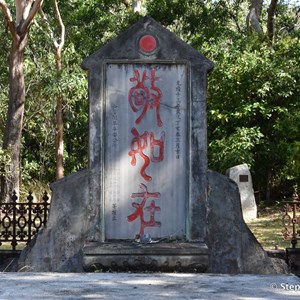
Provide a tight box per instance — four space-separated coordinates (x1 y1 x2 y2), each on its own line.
80 14 212 272
227 163 257 220
17 17 286 274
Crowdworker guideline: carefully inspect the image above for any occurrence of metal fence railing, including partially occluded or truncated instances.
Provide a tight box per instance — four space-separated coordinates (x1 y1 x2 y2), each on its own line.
0 191 50 251
282 190 300 248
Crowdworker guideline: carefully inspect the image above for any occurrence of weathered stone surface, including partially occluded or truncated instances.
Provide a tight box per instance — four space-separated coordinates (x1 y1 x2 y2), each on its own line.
83 241 209 272
227 163 257 220
17 170 89 272
104 64 188 239
1 273 300 299
286 248 300 277
82 16 213 242
17 169 288 274
206 170 288 274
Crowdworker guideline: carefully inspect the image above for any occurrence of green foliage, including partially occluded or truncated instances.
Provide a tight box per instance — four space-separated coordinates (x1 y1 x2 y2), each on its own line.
204 5 299 201
63 0 139 57
21 22 90 183
146 0 300 201
0 0 299 203
209 126 264 172
15 0 138 185
0 147 12 178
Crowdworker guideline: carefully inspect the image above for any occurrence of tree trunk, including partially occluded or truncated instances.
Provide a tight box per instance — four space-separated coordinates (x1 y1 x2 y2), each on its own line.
0 0 44 202
39 1 65 180
40 0 65 180
1 34 27 202
267 0 278 43
266 169 273 203
247 0 264 35
54 0 65 180
56 95 64 180
55 50 64 180
132 0 143 13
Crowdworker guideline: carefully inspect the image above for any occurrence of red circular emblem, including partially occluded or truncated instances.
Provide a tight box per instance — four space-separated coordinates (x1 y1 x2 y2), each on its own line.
139 35 157 53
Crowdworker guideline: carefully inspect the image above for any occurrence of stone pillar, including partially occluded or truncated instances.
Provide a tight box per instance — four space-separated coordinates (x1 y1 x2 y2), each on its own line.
227 163 257 220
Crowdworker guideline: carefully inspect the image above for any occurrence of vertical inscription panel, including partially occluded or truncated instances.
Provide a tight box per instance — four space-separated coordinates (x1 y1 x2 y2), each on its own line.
104 63 188 239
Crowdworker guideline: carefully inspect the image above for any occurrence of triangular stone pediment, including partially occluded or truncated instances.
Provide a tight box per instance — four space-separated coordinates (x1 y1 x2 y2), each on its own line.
81 16 213 71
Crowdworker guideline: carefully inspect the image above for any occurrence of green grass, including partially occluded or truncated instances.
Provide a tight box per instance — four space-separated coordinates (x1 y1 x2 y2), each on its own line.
0 242 26 251
246 208 293 250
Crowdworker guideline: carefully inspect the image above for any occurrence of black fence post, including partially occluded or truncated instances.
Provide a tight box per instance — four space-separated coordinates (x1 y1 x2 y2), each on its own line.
42 192 49 227
27 192 33 244
11 191 18 252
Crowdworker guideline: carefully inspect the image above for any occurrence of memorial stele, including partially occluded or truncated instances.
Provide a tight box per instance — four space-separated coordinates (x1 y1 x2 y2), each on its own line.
81 15 212 271
17 17 285 274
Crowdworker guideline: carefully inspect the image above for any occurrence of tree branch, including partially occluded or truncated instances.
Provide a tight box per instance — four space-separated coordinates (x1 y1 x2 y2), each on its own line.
0 0 16 35
267 0 278 43
39 7 56 45
15 0 34 29
39 0 65 69
53 0 65 53
19 0 44 34
121 0 130 8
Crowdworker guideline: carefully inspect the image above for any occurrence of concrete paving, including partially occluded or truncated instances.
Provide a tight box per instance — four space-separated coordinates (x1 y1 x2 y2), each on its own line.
0 273 299 299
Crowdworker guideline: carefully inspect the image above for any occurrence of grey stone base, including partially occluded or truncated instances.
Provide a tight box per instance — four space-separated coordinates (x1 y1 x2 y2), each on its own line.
83 241 209 272
286 248 300 277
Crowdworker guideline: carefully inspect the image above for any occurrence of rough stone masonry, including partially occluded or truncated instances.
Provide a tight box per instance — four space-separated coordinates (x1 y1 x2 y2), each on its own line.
17 17 287 274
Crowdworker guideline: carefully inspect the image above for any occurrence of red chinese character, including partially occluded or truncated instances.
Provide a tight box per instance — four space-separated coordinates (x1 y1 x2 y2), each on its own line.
128 128 151 181
127 183 161 235
128 128 165 181
150 131 165 163
128 69 163 127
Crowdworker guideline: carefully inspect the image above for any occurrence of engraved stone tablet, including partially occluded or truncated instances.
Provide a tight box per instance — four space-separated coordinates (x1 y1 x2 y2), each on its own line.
104 63 188 239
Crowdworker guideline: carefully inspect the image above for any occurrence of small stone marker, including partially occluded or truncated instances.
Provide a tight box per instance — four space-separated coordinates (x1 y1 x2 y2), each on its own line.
227 163 257 219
